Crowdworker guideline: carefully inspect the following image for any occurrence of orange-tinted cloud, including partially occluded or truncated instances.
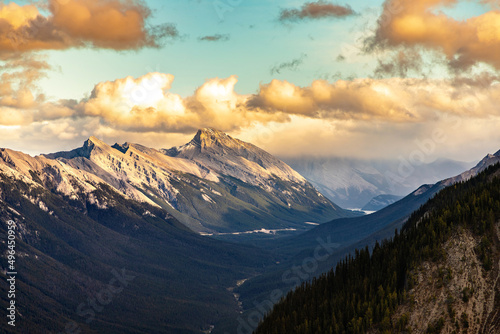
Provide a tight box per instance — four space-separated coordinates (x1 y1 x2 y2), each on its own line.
248 75 500 121
248 78 420 121
370 0 500 70
0 1 178 126
0 54 48 110
0 0 178 55
4 72 500 130
0 53 76 125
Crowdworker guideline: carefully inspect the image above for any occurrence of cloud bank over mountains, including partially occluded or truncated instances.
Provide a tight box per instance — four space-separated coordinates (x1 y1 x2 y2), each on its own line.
1 70 500 160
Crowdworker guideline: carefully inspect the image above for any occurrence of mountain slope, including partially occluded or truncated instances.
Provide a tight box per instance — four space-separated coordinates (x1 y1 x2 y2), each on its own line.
0 171 272 334
255 162 500 334
6 129 352 234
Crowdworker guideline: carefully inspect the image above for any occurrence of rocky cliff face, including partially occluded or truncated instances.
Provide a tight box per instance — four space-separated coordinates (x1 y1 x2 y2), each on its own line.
392 223 500 333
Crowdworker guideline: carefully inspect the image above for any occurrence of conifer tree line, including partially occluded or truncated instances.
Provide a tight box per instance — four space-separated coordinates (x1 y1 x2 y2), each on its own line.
255 164 500 334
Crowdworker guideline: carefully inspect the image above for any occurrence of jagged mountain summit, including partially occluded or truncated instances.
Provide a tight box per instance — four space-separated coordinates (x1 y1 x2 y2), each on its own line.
0 129 351 233
163 128 306 189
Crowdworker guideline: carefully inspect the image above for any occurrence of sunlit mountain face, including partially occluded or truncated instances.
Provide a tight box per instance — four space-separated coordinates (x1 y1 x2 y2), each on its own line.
2 129 352 234
1 0 500 333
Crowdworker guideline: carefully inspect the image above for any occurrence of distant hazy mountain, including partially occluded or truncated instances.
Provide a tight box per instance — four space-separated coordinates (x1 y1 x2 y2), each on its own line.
284 156 475 209
361 194 402 211
1 129 352 234
270 149 500 271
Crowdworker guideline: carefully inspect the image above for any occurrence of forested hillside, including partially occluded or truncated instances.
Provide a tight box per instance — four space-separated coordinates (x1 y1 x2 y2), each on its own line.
255 164 500 333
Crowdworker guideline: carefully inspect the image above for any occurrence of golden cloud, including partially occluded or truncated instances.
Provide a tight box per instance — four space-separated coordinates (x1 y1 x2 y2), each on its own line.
0 53 76 124
76 73 287 132
0 1 179 129
0 0 177 55
371 0 500 70
0 54 47 113
248 78 433 121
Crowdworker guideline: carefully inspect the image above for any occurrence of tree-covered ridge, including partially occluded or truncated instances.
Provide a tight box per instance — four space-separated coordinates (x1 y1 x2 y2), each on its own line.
255 164 500 334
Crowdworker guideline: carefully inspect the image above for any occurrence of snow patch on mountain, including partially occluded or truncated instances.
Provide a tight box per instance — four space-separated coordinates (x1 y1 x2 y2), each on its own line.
201 193 215 204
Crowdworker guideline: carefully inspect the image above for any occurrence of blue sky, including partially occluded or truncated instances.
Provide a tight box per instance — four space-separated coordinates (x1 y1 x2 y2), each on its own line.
36 0 490 100
38 0 382 99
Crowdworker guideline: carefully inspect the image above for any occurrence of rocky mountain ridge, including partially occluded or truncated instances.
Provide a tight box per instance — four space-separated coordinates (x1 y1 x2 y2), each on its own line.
0 153 273 334
0 129 349 233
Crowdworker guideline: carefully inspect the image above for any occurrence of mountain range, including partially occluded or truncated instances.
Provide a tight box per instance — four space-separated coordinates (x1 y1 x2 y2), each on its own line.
1 129 352 235
0 155 273 333
230 149 500 334
0 128 355 333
